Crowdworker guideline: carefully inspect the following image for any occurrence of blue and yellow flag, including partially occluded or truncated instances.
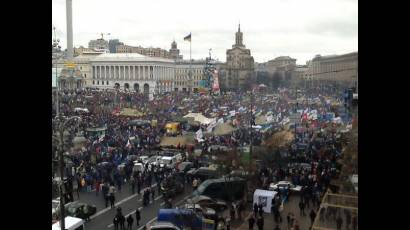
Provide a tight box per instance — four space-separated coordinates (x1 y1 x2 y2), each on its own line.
184 33 191 42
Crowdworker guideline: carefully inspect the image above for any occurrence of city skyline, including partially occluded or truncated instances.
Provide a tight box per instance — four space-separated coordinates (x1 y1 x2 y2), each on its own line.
52 0 358 64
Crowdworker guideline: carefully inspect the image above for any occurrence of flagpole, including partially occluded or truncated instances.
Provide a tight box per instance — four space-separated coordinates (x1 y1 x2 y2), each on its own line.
189 33 192 93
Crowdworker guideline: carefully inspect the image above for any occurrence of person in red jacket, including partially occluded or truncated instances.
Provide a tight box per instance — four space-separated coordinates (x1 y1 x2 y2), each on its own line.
96 180 101 196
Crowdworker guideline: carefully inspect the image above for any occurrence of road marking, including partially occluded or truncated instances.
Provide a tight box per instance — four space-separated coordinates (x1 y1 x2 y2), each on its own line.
154 195 163 201
137 217 157 230
160 202 165 206
90 183 157 220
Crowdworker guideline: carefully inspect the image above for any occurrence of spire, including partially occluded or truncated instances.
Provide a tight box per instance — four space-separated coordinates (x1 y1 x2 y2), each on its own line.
235 23 243 47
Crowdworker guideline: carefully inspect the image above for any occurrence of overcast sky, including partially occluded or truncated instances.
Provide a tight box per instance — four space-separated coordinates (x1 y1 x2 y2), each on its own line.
52 0 357 65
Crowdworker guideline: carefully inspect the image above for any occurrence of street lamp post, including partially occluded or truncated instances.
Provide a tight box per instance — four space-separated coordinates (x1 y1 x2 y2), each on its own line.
53 26 61 117
54 115 81 230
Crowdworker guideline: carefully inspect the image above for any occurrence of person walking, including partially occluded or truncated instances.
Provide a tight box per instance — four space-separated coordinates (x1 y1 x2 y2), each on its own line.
130 176 135 194
298 199 305 216
248 214 255 230
336 215 343 230
110 193 116 209
135 209 141 226
258 203 264 217
238 201 244 220
345 210 351 230
352 214 357 230
137 177 141 195
113 216 120 230
309 209 316 227
126 215 134 230
96 180 101 196
253 203 259 216
151 187 155 201
256 215 264 230
286 213 291 229
119 213 126 230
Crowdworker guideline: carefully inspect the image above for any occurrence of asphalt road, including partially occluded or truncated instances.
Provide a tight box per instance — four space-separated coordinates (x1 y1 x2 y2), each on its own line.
81 183 194 230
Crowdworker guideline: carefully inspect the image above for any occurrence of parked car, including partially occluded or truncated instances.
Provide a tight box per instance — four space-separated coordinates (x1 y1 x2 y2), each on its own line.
269 181 303 193
65 201 97 220
188 195 228 212
188 167 218 181
149 221 181 230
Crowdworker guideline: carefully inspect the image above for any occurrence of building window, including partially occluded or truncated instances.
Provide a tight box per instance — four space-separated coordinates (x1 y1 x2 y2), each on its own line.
84 74 86 78
107 81 109 85
93 80 95 85
97 81 99 85
102 81 104 85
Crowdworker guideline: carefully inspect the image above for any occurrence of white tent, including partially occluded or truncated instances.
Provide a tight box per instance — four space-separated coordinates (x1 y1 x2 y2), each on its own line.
253 189 277 213
183 113 216 125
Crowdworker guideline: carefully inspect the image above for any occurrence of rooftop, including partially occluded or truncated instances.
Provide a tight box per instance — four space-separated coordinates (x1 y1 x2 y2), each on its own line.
90 53 175 63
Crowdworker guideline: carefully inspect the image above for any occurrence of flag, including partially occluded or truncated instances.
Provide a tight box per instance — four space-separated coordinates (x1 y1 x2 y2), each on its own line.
184 33 191 42
125 139 132 149
196 129 203 142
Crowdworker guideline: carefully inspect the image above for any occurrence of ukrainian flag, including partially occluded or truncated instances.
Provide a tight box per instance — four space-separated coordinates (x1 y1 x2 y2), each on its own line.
184 33 191 42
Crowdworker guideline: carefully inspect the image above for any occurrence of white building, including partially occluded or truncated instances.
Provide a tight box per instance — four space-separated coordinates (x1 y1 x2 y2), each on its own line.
89 53 175 96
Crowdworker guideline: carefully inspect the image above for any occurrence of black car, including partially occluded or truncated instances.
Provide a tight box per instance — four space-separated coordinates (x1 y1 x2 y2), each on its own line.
65 201 97 220
188 195 228 212
177 162 194 174
187 167 218 182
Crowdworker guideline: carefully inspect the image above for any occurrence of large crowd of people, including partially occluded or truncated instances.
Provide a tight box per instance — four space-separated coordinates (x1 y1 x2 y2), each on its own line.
52 84 355 230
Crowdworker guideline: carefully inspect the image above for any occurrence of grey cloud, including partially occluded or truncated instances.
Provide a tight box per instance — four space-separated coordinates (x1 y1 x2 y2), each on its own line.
304 18 357 37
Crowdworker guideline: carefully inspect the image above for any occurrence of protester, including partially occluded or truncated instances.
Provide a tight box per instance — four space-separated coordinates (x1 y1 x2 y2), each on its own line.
135 209 141 226
248 214 255 230
126 215 134 230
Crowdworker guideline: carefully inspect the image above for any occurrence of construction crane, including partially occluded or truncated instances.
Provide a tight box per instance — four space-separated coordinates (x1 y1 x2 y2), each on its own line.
98 32 111 40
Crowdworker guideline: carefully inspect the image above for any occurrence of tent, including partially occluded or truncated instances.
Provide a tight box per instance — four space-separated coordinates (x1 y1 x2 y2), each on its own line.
212 123 236 136
253 189 277 213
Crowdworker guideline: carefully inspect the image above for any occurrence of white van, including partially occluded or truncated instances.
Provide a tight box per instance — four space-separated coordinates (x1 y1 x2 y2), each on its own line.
52 216 85 230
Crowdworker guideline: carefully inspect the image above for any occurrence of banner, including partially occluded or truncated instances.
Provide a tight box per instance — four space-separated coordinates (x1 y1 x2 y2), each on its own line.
212 70 220 93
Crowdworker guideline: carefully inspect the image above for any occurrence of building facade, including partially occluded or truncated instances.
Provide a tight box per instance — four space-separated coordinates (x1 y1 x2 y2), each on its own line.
89 53 175 96
304 52 358 87
174 60 206 92
266 56 296 73
116 45 171 59
221 24 255 91
108 39 124 53
169 41 183 60
88 38 109 51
